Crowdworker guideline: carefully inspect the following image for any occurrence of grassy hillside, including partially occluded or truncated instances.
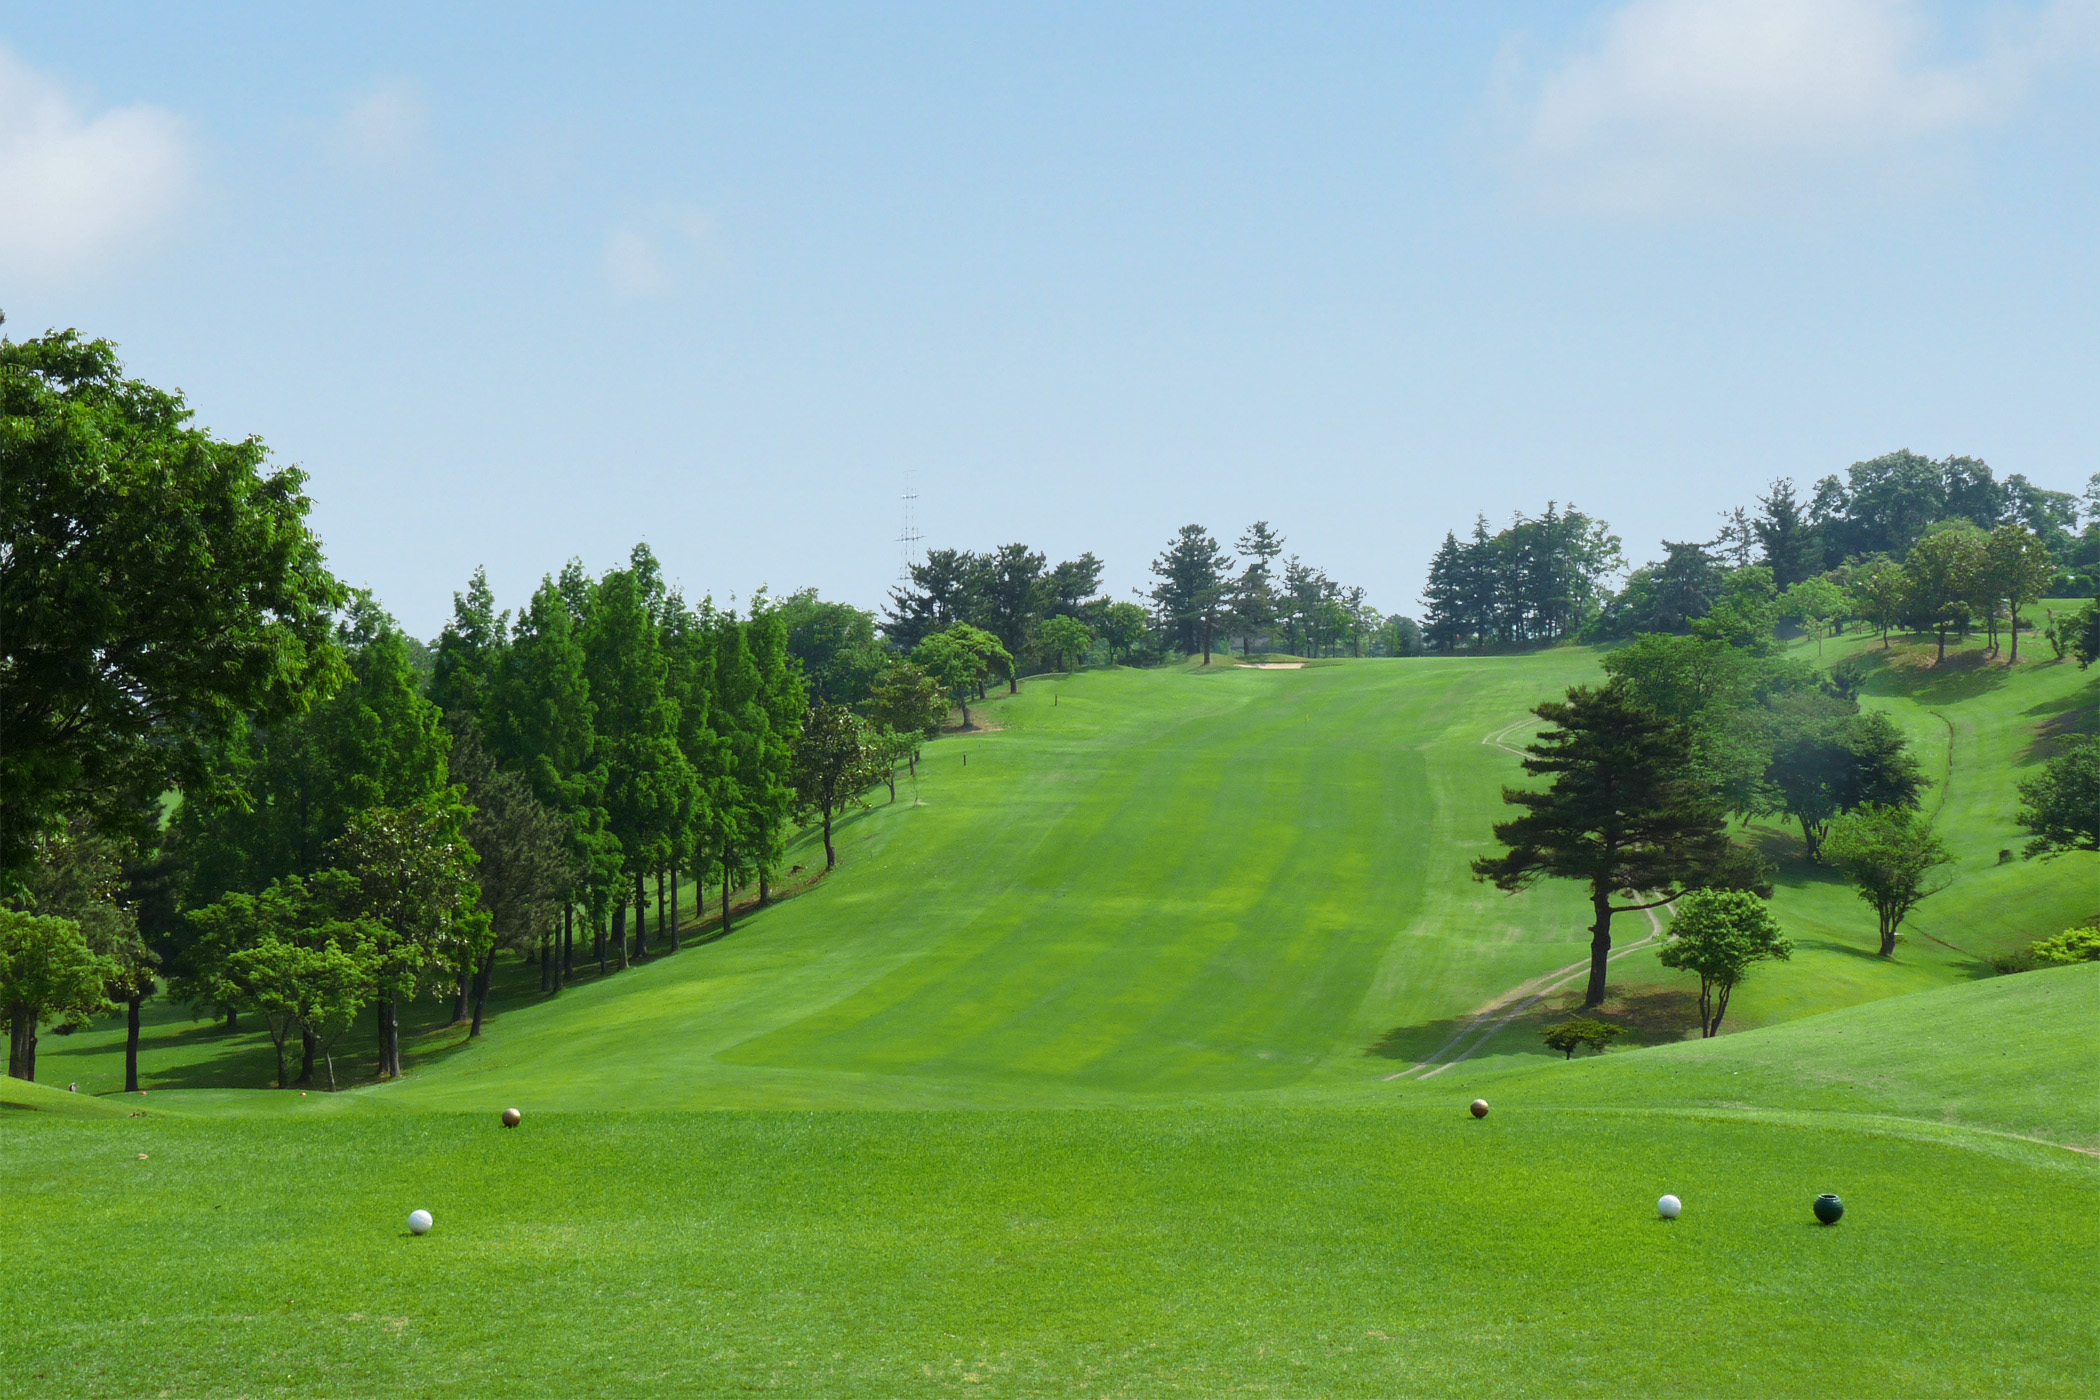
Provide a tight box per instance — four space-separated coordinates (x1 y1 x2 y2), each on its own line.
32 633 2098 1107
10 637 2097 1396
5 969 2092 1398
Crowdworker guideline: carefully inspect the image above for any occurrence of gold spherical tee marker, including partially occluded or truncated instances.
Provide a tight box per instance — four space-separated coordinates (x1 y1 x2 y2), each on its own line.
501 1107 522 1128
1469 1099 1490 1119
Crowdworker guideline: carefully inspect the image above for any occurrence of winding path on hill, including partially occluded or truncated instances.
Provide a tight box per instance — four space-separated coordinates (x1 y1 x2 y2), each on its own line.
1382 717 1668 1083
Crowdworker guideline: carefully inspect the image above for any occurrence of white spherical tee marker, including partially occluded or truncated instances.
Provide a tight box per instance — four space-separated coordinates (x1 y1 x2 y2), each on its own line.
1657 1194 1682 1220
408 1209 433 1235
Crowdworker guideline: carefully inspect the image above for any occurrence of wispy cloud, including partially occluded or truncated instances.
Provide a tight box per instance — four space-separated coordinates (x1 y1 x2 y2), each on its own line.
1498 0 2100 216
601 208 712 297
332 80 429 170
0 46 192 280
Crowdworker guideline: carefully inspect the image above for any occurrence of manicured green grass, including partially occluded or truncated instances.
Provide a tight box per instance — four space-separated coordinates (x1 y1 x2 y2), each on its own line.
5 976 2094 1398
11 640 2094 1396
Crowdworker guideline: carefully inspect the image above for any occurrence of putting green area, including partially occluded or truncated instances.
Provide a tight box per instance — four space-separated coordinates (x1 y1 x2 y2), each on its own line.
9 640 2095 1395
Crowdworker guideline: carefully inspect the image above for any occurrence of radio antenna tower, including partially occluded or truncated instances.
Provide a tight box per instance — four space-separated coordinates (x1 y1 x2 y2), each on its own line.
896 473 923 580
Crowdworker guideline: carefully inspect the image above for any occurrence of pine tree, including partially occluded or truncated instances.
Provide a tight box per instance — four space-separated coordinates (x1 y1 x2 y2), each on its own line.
1473 683 1765 1006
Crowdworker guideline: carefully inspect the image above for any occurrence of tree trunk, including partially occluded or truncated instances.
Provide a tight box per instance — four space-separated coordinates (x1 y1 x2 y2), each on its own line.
8 1004 33 1081
450 971 469 1025
1936 625 1947 663
298 1027 317 1084
670 863 681 953
721 842 734 936
470 947 494 1037
562 904 573 982
225 1009 238 1034
960 699 972 728
324 1048 337 1092
2010 608 2021 663
378 999 402 1079
629 870 643 959
759 871 770 907
1878 912 1898 958
612 899 629 970
656 866 667 946
822 801 837 870
125 997 144 1093
1583 889 1614 1007
594 911 606 976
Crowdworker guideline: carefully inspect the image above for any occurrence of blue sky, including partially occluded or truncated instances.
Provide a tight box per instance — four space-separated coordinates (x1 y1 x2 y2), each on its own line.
5 2 2096 637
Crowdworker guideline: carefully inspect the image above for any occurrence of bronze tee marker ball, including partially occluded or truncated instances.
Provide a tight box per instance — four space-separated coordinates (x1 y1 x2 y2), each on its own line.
501 1108 522 1128
1469 1099 1490 1119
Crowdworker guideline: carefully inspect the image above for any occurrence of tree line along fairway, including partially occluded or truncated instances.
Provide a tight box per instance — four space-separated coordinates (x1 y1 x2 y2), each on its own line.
33 637 2095 1111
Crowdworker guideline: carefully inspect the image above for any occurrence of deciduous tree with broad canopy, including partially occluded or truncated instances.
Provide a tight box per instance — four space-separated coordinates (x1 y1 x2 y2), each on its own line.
1656 889 1791 1038
1820 803 1953 957
1 326 343 893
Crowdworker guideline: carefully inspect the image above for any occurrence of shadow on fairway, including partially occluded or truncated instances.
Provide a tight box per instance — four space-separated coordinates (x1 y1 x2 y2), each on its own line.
1365 986 1700 1063
2022 675 2100 763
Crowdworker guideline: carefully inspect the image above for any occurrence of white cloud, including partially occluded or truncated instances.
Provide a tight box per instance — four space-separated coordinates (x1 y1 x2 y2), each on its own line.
333 80 428 169
0 47 192 279
600 208 712 297
1502 0 2100 215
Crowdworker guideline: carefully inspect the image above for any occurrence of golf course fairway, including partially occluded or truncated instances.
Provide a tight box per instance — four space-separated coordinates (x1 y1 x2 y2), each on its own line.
7 639 2096 1396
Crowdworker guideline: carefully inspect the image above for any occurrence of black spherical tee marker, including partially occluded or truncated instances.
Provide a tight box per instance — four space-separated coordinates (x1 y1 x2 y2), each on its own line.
1813 1193 1844 1225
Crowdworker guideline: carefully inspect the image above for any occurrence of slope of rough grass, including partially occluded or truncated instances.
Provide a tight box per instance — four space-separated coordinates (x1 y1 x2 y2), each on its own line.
1443 963 2100 1152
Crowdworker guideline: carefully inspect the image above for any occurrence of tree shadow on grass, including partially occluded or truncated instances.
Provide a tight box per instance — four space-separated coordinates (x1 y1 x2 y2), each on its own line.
1853 643 2012 704
1366 984 1700 1065
2022 675 2099 764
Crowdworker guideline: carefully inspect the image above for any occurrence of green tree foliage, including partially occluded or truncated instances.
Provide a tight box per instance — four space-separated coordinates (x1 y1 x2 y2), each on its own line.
773 589 887 706
912 624 1010 729
23 815 158 1090
1540 1018 1625 1059
173 596 457 923
1096 601 1151 666
333 794 488 1078
882 548 983 651
1473 683 1764 1007
182 871 381 1088
583 552 694 962
979 544 1047 692
1 328 342 890
1656 889 1792 1037
2026 926 2100 965
448 727 575 1027
866 662 948 759
1587 541 1724 640
1755 479 1823 588
1042 553 1107 622
1149 525 1233 663
1780 576 1845 655
746 600 808 902
1038 615 1093 672
1421 504 1622 650
1766 705 1922 858
1903 523 1986 663
1820 804 1953 957
2016 737 2100 857
1982 524 2055 663
1 909 117 1081
1847 554 1908 647
792 699 879 870
1230 522 1285 655
428 566 508 732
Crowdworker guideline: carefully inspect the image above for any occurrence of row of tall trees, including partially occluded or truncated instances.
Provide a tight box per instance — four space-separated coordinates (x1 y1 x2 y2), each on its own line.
1147 522 1409 661
1420 505 1625 650
883 545 1110 684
